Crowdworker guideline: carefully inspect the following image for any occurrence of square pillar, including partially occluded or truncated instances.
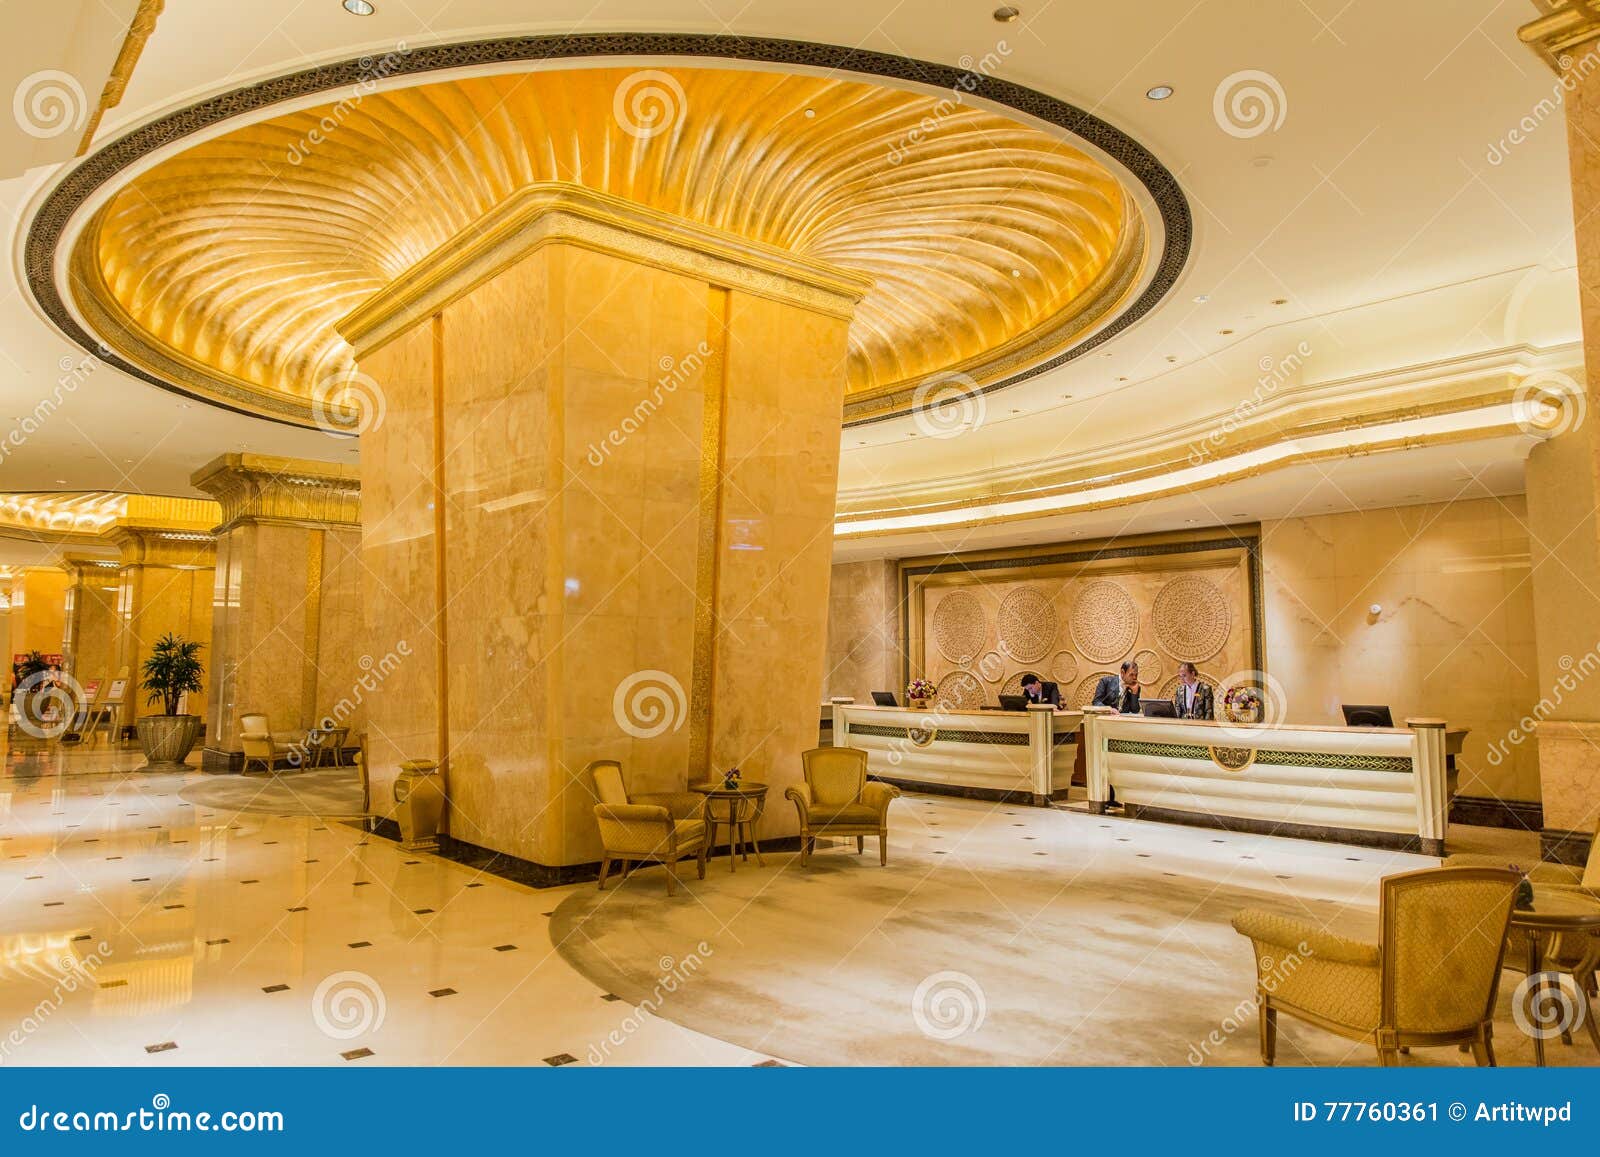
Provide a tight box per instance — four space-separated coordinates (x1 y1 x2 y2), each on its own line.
60 555 121 688
342 183 866 871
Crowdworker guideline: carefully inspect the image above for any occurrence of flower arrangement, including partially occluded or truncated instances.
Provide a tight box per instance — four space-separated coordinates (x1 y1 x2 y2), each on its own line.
722 766 743 791
906 678 936 704
1223 683 1263 723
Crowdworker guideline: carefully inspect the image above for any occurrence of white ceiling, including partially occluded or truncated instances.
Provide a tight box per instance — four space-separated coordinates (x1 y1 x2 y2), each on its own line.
0 0 1578 556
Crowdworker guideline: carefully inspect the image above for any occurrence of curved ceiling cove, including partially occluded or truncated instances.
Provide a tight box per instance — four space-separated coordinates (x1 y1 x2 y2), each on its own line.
27 35 1190 428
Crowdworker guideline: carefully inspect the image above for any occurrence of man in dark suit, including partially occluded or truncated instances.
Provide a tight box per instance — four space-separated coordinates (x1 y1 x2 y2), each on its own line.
1020 673 1061 707
1173 661 1215 720
1093 660 1141 714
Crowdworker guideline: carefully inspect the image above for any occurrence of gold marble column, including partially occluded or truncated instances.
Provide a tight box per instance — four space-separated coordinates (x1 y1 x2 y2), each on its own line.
60 555 121 688
1517 4 1600 863
103 519 215 734
7 568 69 665
342 183 865 870
190 454 363 773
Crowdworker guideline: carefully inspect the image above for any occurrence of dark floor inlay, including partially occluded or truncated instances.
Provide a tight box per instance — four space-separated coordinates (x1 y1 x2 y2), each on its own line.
262 984 290 993
99 979 128 989
287 905 308 912
492 944 518 952
753 1059 784 1067
543 1053 578 1066
205 938 230 945
428 987 456 998
413 908 434 915
341 1047 373 1061
71 934 91 942
601 993 622 1002
43 901 63 907
466 882 483 888
163 904 184 910
145 1041 177 1053
348 941 371 948
241 879 259 884
131 877 150 882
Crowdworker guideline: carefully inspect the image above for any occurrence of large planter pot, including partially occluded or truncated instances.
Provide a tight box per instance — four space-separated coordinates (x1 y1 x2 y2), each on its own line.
136 714 202 770
394 759 446 851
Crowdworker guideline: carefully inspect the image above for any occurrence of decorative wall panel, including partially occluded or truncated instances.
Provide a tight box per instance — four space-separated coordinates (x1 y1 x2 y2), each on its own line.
1070 580 1140 664
1153 574 1231 662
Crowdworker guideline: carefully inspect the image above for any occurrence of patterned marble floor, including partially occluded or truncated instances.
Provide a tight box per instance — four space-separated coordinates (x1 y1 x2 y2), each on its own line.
0 735 1588 1067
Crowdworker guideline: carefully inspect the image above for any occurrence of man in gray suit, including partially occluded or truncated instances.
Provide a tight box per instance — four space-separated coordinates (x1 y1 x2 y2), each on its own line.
1093 660 1141 714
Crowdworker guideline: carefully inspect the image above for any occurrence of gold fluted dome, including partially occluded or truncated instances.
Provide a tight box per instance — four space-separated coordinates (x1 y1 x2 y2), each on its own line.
73 66 1143 423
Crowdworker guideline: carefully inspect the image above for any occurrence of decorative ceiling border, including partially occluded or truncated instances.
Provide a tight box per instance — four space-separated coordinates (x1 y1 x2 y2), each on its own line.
22 31 1191 430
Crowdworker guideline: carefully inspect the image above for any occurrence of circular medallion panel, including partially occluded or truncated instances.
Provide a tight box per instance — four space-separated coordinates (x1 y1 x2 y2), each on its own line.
1073 672 1116 707
932 590 987 665
1051 650 1079 684
1069 581 1139 664
1132 649 1161 683
1153 575 1230 662
996 586 1058 663
935 670 985 710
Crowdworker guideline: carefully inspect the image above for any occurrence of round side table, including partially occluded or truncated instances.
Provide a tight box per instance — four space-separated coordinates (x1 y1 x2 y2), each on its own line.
1508 886 1600 1066
690 781 768 873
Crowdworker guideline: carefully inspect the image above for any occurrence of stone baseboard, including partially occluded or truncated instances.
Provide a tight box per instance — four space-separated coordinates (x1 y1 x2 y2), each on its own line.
1541 826 1595 867
1448 794 1543 831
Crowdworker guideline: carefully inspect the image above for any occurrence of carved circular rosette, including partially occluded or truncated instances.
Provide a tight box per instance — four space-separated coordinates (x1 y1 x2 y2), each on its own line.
935 669 985 710
1069 580 1139 664
1073 672 1116 708
1153 575 1230 662
996 585 1057 663
1050 650 1078 684
1131 649 1161 683
931 589 987 666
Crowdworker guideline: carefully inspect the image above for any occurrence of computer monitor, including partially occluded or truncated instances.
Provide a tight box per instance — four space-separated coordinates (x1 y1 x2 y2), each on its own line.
1341 703 1394 727
1141 699 1177 718
870 690 898 707
997 694 1029 711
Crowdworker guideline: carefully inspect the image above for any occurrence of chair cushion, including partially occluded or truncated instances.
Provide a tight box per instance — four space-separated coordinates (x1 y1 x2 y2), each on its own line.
673 819 707 847
805 803 879 828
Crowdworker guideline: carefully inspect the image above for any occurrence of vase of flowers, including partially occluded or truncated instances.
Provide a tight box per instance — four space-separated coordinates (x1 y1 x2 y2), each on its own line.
1223 683 1263 725
722 766 743 791
906 678 936 710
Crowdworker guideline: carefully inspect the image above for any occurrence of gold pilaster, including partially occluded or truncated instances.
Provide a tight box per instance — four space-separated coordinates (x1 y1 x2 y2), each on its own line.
687 287 731 779
76 0 165 156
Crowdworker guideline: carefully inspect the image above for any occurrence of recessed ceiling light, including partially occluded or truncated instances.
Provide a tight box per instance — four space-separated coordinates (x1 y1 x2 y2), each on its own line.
1010 268 1021 277
343 0 375 13
54 479 66 485
803 108 816 119
1193 294 1209 303
1165 355 1177 363
1271 298 1288 305
1218 328 1234 335
993 5 1021 21
1145 85 1174 101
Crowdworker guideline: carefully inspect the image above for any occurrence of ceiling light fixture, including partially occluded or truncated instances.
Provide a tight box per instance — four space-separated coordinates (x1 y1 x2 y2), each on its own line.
993 5 1021 22
1271 298 1288 305
343 0 375 13
1193 294 1209 303
1145 85 1174 101
803 108 816 118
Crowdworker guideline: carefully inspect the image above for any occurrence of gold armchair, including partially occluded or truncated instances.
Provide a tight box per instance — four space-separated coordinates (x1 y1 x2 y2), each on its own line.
588 760 708 896
239 712 297 774
1231 866 1520 1066
786 746 899 866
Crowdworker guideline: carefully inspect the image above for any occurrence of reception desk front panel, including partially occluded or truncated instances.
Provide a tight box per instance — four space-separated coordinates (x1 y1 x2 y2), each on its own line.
1083 713 1449 855
831 702 1080 806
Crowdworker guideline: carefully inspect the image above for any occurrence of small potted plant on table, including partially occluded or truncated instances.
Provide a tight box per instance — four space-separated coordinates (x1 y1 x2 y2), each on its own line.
136 633 206 770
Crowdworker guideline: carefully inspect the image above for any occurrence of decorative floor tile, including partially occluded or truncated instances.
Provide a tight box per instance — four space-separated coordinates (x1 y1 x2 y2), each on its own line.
341 1048 373 1061
542 1053 578 1066
145 1041 177 1053
262 984 290 993
429 988 457 998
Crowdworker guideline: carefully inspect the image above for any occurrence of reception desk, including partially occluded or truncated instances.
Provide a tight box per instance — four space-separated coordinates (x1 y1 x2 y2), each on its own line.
1082 711 1451 855
830 700 1081 806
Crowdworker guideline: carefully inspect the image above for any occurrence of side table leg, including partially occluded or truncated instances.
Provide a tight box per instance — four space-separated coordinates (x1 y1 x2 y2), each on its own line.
1527 933 1548 1068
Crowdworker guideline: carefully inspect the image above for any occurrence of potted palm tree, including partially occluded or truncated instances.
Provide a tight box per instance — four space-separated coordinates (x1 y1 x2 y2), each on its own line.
11 651 53 738
136 633 205 769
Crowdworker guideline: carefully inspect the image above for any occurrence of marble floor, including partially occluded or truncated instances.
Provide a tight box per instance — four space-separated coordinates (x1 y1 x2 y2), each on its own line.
0 735 1590 1067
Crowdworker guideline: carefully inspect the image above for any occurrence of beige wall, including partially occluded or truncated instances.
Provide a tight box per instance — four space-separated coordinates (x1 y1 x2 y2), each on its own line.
824 559 900 704
1261 496 1538 802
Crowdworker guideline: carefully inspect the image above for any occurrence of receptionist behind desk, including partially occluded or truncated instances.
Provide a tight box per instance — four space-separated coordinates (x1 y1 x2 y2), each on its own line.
1093 660 1141 714
1019 673 1061 708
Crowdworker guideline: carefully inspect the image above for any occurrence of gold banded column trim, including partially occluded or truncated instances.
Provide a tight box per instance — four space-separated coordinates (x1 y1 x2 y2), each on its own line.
300 530 325 727
687 287 732 778
430 312 451 818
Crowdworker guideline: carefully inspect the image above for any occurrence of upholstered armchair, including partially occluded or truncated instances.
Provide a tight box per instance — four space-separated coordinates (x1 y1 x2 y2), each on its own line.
787 746 899 866
239 712 296 774
588 760 708 896
1445 818 1600 895
1231 866 1520 1066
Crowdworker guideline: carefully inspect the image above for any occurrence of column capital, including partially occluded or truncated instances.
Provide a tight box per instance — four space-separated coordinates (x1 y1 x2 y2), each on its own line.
103 520 216 568
59 553 121 585
190 452 361 534
1518 1 1600 73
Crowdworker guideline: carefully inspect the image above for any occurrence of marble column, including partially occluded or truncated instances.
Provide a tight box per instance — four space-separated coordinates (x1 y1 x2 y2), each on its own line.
60 555 121 689
191 453 364 773
7 568 69 666
1517 5 1600 863
341 183 865 871
103 520 215 733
